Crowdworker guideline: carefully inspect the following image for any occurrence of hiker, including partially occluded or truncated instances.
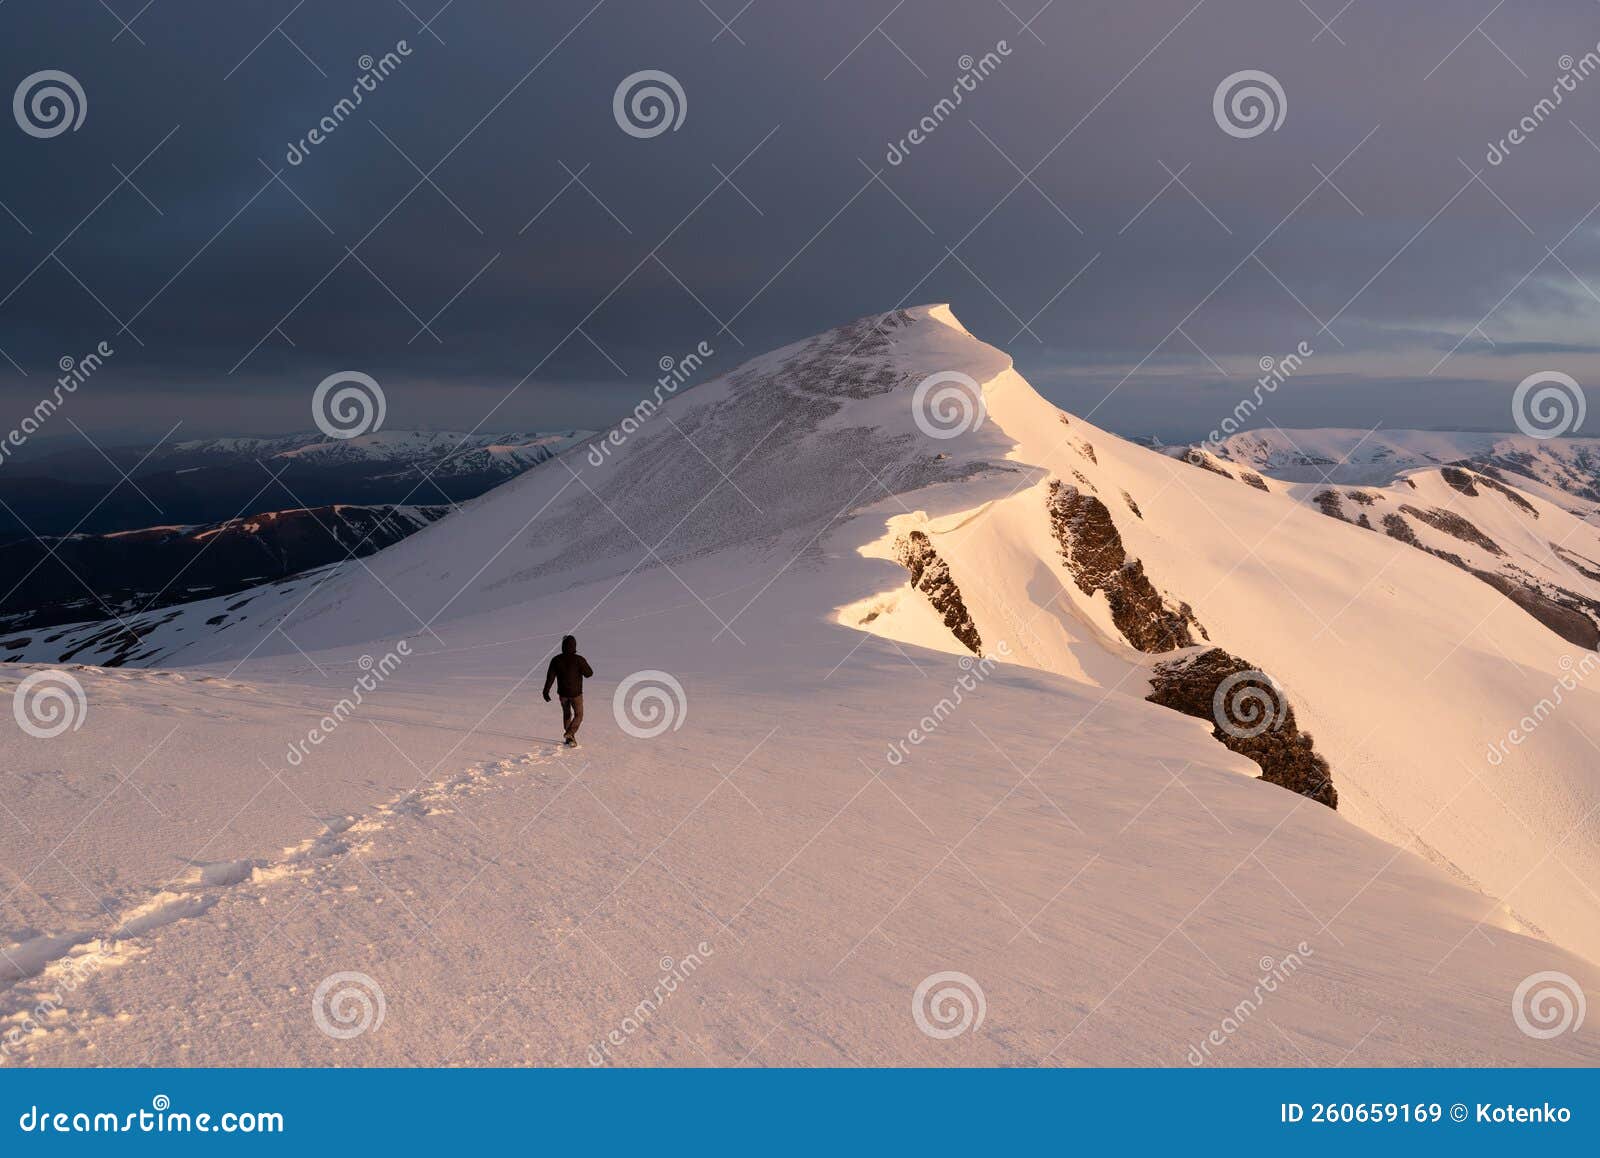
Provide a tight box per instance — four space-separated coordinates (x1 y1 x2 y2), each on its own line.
543 634 594 747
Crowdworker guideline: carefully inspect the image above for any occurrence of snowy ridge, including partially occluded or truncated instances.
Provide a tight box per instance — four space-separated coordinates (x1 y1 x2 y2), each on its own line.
3 306 1599 1065
1190 427 1600 512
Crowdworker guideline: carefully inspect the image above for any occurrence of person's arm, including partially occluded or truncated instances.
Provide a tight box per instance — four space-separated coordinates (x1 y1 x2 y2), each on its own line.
542 657 557 701
581 658 594 678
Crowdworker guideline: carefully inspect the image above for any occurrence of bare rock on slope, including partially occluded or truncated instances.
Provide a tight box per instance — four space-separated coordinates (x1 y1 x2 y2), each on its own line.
1046 481 1205 653
894 530 984 655
1147 649 1338 809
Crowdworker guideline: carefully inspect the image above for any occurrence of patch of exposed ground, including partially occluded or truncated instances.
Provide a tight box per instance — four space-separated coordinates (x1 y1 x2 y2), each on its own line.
1147 649 1337 809
1467 569 1600 649
893 530 983 655
1381 513 1419 545
1381 514 1600 647
1477 474 1538 516
1441 466 1479 497
1241 471 1269 492
1554 545 1600 583
1313 490 1346 520
1398 505 1503 556
1181 450 1233 479
1046 481 1205 653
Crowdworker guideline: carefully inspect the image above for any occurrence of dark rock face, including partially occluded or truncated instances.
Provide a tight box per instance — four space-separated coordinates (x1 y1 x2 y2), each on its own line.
893 530 983 655
1476 473 1538 516
1122 491 1143 519
1381 512 1419 545
1398 505 1503 556
1468 568 1600 649
1554 545 1600 582
1313 490 1346 520
1046 481 1205 653
1345 490 1377 506
1147 649 1337 809
1241 471 1270 492
1441 466 1479 497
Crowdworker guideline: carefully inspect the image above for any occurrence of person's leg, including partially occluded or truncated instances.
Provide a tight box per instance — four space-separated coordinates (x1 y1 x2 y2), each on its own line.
561 696 576 740
569 694 584 739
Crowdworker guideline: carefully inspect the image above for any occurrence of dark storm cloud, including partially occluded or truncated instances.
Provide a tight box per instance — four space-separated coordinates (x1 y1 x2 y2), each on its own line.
5 0 1600 441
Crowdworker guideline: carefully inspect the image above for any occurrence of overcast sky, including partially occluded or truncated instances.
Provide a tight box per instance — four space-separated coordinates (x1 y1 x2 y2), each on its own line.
5 0 1600 442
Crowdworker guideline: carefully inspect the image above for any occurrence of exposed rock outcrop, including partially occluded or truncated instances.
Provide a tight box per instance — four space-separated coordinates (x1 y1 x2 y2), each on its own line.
893 530 983 655
1047 481 1205 653
1398 505 1503 556
1147 649 1337 809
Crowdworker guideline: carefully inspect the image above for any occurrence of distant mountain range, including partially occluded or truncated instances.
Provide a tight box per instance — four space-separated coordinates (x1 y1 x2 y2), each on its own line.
1181 428 1600 510
0 503 453 633
0 429 590 540
0 429 589 633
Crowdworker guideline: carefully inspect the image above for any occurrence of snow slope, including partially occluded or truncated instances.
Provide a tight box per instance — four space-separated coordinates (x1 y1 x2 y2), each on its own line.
3 306 1597 1066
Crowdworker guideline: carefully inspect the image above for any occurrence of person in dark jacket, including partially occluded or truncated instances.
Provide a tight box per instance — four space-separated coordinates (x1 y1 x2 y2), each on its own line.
543 634 594 746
